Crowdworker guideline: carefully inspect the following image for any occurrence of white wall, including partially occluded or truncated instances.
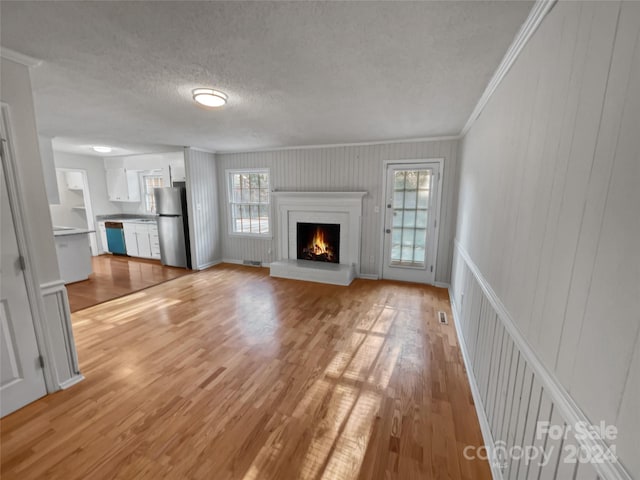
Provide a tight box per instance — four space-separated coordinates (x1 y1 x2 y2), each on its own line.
38 136 59 204
1 59 60 283
452 2 639 478
216 139 459 283
53 151 121 217
185 148 221 269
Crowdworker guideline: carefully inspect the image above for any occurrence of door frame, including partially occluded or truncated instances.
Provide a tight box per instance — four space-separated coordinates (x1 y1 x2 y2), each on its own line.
1 104 58 393
378 158 444 284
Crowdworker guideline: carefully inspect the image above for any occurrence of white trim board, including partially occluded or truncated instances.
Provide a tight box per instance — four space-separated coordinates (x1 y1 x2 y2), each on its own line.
222 258 268 268
453 240 632 480
358 273 379 281
196 259 222 271
459 0 557 136
216 135 460 155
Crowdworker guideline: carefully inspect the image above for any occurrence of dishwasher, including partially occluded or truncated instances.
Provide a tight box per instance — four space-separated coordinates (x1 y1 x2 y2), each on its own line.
105 221 127 255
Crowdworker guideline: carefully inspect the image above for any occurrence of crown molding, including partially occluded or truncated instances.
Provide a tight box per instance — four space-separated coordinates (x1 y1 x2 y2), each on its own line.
0 47 42 67
185 146 217 155
459 0 557 137
215 135 461 155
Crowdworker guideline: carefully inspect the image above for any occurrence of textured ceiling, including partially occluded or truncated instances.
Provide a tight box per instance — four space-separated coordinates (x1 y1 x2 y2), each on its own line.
1 1 532 155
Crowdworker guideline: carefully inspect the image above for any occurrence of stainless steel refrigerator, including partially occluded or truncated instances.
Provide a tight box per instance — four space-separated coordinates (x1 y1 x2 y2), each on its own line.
154 187 191 269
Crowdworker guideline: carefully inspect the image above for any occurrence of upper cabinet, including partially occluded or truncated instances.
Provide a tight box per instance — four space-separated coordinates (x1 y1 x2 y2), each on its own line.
65 171 84 190
106 168 140 202
169 162 186 184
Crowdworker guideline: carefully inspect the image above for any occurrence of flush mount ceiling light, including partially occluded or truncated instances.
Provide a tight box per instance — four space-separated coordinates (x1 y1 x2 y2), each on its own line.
92 145 112 153
192 88 228 108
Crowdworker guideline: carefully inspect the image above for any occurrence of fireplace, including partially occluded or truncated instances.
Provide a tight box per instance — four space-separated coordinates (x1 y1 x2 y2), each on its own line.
297 222 340 263
270 191 365 285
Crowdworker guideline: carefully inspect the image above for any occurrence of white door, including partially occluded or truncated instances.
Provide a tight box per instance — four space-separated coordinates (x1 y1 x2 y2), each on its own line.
382 162 441 284
0 138 47 417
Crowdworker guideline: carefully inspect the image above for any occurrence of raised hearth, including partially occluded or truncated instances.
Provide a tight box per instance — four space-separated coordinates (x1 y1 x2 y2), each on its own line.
270 191 366 286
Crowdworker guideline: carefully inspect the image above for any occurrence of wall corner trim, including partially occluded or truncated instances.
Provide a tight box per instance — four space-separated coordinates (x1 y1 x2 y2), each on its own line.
453 240 633 480
459 0 557 137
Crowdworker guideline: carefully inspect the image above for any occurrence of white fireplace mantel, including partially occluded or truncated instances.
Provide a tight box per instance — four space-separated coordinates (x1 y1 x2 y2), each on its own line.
270 191 366 286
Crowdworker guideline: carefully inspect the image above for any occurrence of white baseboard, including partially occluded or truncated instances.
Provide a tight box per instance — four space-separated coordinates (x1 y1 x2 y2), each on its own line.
449 293 503 480
59 374 85 390
434 281 450 288
222 258 272 268
196 259 222 270
358 273 379 280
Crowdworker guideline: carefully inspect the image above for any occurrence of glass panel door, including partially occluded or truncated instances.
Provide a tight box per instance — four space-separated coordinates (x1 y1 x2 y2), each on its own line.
382 162 440 284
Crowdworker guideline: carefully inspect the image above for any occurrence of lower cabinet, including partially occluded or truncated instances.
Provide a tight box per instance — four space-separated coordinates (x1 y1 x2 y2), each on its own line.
149 224 160 259
55 233 93 283
123 223 139 256
122 221 160 260
136 226 152 258
97 221 110 253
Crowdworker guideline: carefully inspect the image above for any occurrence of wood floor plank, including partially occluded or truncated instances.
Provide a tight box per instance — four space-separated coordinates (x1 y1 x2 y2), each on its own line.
1 264 491 479
65 255 191 312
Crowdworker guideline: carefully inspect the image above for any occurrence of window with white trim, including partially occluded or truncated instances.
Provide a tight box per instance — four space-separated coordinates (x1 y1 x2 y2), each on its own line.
227 169 270 235
143 174 164 213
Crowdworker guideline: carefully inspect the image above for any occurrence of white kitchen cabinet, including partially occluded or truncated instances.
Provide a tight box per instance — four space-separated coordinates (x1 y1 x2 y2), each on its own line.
149 224 160 259
106 168 140 202
97 221 109 253
54 232 93 284
169 162 186 184
135 223 152 258
65 171 84 190
122 221 159 259
123 222 139 256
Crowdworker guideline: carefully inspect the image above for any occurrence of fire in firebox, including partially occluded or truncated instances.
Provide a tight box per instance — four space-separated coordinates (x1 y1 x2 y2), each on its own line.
297 222 340 263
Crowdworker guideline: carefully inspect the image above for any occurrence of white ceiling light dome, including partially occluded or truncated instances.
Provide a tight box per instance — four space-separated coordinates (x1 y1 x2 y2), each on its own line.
92 145 112 153
192 88 228 108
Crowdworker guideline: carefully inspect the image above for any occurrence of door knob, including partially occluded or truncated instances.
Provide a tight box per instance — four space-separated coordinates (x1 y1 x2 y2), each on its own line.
385 229 391 234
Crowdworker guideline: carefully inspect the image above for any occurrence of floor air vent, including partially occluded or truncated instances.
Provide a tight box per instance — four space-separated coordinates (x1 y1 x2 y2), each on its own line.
243 260 262 267
438 311 448 325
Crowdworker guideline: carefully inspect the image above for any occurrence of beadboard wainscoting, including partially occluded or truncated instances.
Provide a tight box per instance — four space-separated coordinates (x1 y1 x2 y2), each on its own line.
185 148 222 270
454 1 639 478
40 281 83 389
216 139 459 283
450 243 631 480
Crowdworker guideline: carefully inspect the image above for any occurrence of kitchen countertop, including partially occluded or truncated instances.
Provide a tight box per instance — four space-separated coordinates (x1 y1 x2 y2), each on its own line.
96 214 158 221
53 227 95 237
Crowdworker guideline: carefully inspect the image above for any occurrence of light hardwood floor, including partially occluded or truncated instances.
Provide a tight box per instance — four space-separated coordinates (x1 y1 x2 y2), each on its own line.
66 255 191 312
1 264 490 479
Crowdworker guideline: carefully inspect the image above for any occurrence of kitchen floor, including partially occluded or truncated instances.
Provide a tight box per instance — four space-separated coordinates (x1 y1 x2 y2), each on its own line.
65 255 191 312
